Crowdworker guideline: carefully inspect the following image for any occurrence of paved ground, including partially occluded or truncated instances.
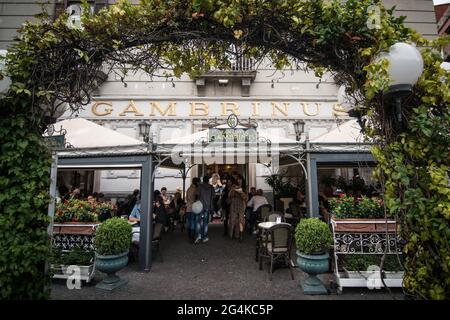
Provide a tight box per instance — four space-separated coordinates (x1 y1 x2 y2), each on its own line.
51 223 404 300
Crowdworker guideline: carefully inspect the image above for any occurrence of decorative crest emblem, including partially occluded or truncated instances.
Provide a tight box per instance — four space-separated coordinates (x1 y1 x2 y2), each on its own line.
227 114 239 129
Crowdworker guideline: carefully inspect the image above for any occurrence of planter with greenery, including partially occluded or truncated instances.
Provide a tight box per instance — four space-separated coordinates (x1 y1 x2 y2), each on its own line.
329 195 396 232
295 218 333 295
54 199 100 235
94 217 132 291
49 247 95 281
341 254 404 279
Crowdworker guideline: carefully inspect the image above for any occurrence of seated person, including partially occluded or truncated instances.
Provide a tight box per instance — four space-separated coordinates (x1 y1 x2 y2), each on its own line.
247 189 269 232
129 201 141 224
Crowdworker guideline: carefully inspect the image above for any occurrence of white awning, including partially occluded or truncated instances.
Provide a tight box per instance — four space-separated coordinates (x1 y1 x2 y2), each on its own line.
311 120 366 144
49 118 145 148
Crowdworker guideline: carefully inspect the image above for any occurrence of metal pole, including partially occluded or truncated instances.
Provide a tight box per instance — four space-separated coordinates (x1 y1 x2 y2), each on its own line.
139 141 154 271
181 164 186 201
47 151 58 237
305 133 314 217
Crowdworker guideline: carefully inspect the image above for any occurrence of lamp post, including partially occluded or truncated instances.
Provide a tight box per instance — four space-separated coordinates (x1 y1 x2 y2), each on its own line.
293 120 314 217
380 42 424 130
138 120 154 271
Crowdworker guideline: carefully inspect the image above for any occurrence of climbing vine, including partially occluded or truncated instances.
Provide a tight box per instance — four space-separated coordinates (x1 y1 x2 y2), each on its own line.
0 0 448 299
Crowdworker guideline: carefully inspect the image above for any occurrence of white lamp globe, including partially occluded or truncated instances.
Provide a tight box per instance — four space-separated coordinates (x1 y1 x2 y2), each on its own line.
337 85 355 112
384 42 424 87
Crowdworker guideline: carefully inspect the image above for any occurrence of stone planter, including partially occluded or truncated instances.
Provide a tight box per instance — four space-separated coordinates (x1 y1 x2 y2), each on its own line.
296 251 329 295
95 251 128 291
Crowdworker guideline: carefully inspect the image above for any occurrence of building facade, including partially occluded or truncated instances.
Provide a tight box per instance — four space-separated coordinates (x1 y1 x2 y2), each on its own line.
435 2 450 61
0 0 439 201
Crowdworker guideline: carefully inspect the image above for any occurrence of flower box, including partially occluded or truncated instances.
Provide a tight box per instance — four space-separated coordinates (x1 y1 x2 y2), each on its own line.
331 216 397 233
343 269 404 279
53 222 101 235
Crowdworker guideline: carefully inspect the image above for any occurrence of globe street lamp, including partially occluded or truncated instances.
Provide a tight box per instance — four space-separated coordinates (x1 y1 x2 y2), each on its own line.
381 42 424 129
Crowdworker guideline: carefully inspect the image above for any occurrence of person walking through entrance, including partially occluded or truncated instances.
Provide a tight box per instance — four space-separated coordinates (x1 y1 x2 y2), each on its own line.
195 176 215 244
220 179 233 237
185 177 200 243
228 178 247 242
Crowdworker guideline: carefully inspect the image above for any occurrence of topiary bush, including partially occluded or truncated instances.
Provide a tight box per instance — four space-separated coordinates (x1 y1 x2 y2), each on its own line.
295 218 333 255
94 217 131 256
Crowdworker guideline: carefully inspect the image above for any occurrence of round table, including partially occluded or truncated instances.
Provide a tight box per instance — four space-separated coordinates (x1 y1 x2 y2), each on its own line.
257 221 290 229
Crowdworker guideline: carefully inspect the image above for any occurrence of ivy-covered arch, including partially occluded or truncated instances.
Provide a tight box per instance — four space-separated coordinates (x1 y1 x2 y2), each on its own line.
0 0 448 299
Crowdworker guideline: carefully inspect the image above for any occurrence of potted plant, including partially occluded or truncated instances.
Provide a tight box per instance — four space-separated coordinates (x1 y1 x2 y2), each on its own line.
342 254 404 280
94 217 132 290
329 195 396 232
54 199 100 235
50 246 95 281
295 218 333 294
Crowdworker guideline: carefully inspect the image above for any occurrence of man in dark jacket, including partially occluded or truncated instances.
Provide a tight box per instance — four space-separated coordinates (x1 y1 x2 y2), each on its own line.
195 176 215 244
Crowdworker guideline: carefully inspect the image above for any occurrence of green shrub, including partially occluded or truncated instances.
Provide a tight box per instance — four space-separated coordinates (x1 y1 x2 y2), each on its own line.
94 217 131 256
343 254 404 272
49 247 94 265
295 218 333 255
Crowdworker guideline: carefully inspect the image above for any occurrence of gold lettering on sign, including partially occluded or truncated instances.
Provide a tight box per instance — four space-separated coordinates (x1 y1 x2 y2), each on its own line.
332 103 349 116
189 102 209 116
118 100 144 116
150 102 176 116
221 102 240 116
302 103 320 116
271 102 289 117
251 102 260 116
91 101 113 116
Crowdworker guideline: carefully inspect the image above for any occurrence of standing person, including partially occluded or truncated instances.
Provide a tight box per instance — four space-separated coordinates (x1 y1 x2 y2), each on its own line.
220 179 233 237
161 187 171 206
228 179 248 242
185 178 200 243
210 173 223 219
154 195 168 230
195 176 215 244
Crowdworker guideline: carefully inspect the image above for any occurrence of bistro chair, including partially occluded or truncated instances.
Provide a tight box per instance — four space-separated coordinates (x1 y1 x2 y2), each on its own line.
259 204 272 222
259 223 295 281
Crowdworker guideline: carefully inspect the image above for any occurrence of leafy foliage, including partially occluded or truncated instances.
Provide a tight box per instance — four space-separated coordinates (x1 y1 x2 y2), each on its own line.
0 95 52 299
0 0 448 299
94 217 132 256
49 247 94 266
329 195 385 219
295 218 333 255
343 254 404 272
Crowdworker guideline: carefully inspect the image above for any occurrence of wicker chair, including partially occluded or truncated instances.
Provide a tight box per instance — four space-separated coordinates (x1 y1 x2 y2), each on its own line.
259 223 295 281
259 204 272 222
